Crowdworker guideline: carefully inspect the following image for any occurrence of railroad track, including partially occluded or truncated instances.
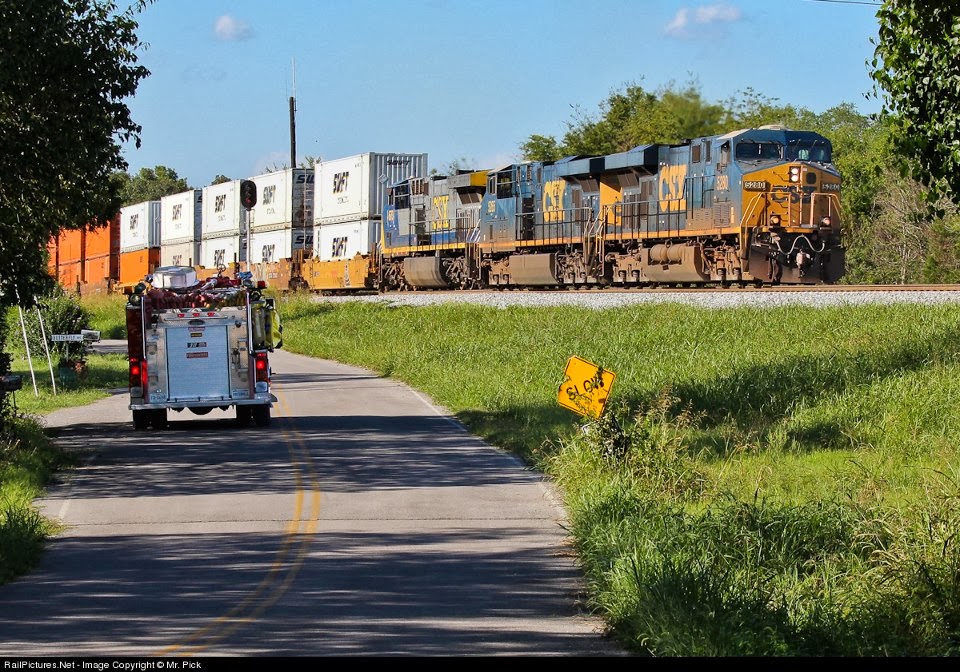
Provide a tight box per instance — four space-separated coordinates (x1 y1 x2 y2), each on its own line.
370 283 960 297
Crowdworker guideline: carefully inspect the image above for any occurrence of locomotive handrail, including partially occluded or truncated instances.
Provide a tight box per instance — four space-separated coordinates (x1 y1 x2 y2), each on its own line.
740 193 766 229
808 192 843 227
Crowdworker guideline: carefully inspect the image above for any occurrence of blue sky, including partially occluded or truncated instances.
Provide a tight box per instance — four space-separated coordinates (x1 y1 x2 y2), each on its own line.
122 0 885 189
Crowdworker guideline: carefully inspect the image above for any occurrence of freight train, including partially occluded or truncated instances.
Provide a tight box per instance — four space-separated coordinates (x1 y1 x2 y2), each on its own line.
47 125 844 294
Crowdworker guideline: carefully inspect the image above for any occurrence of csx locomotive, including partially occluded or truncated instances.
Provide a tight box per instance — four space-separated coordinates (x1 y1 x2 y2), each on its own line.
377 125 843 290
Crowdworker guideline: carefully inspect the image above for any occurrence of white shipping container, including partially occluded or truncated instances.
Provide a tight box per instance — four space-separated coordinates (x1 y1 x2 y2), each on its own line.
315 152 428 225
120 201 161 252
249 168 314 231
249 228 314 264
314 220 376 262
161 241 200 268
202 180 245 237
200 234 247 269
160 189 202 245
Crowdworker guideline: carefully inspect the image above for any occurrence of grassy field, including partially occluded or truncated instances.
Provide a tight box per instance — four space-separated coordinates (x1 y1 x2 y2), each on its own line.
2 290 959 655
274 293 960 656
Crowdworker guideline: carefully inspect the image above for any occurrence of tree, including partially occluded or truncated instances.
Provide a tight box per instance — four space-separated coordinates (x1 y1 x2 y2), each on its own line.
870 1 960 204
519 135 562 162
115 165 189 205
518 80 789 161
211 175 232 185
0 0 148 309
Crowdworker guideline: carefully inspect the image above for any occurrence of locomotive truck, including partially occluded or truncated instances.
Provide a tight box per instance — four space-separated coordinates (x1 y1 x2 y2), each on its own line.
125 266 281 430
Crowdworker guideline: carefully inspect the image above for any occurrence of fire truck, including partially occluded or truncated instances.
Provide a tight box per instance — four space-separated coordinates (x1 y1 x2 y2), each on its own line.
125 266 281 430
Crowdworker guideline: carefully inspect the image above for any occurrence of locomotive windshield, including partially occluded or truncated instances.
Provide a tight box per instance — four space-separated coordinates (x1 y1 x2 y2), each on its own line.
735 141 782 162
785 139 832 163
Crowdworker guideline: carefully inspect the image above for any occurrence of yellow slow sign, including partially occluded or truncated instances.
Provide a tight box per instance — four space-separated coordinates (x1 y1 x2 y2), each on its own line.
557 356 616 418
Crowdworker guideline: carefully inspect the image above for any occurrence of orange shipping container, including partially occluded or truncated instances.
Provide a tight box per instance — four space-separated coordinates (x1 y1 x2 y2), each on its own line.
85 215 120 258
56 229 84 265
119 248 161 287
56 260 83 289
83 254 114 285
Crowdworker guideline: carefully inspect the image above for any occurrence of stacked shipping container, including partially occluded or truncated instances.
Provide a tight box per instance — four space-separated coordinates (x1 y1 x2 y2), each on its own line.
200 180 246 269
313 152 428 262
160 189 202 267
119 201 161 289
46 150 431 292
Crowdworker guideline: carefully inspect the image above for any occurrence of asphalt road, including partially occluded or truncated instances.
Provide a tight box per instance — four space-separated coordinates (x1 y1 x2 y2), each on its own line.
0 346 622 657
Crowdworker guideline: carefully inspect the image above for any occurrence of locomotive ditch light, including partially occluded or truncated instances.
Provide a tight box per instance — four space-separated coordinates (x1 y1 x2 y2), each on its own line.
769 214 781 226
821 216 832 227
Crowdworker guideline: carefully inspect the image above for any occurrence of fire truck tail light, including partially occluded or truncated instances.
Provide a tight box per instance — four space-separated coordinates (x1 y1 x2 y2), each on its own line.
254 352 269 383
129 357 148 391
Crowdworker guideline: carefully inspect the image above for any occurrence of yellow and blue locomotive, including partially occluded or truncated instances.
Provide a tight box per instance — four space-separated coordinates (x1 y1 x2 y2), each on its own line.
379 125 843 289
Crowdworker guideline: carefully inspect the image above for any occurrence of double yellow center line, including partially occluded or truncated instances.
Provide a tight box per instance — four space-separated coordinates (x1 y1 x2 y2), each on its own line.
158 388 320 656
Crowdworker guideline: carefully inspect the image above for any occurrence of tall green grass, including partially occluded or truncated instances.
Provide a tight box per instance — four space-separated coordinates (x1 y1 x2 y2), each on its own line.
0 294 127 584
0 417 72 583
278 293 960 655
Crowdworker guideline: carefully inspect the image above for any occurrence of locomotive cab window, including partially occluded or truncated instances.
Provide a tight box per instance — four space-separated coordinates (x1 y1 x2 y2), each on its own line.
495 171 514 199
735 141 782 161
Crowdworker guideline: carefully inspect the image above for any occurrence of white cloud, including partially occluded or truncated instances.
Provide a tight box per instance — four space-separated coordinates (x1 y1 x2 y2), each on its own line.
664 8 690 36
664 4 741 38
695 4 741 24
214 15 253 41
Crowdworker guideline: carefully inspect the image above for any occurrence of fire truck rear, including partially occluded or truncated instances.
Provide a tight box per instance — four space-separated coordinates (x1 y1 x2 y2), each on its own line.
125 266 280 430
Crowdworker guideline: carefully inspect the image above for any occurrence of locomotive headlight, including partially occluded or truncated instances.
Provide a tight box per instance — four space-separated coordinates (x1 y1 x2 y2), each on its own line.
789 166 801 183
769 214 781 226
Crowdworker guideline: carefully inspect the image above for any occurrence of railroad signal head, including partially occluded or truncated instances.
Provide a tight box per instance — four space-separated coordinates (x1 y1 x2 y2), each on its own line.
240 180 257 210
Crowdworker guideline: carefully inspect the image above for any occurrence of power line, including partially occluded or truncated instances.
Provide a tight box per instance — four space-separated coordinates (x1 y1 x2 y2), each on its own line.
806 0 883 6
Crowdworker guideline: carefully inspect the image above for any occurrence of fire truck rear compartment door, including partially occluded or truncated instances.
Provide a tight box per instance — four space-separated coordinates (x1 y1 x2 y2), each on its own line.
166 325 231 401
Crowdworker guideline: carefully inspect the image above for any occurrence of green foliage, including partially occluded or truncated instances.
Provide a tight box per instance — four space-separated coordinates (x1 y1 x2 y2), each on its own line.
210 174 231 185
114 165 189 206
519 134 562 162
13 287 92 366
871 1 960 206
0 0 148 310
